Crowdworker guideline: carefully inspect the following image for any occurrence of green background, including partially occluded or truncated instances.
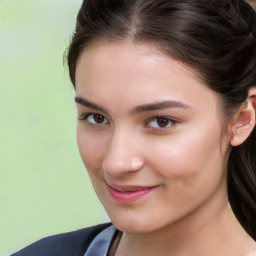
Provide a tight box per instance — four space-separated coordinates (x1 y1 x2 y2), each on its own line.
0 1 107 255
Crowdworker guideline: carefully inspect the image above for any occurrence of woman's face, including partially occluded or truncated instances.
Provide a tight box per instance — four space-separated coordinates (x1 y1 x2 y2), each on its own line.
75 41 231 233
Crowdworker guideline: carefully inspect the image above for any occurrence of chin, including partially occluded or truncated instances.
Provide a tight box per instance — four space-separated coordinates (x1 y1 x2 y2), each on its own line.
108 212 167 234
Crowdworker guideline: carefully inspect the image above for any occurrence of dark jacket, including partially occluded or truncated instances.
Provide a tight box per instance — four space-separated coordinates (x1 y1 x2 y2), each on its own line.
11 223 112 256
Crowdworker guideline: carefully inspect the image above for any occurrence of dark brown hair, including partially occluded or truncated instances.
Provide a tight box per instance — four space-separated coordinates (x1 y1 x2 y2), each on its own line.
67 0 256 239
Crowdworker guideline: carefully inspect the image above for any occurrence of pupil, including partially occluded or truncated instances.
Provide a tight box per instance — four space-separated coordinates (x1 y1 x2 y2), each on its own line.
93 114 104 123
157 118 169 127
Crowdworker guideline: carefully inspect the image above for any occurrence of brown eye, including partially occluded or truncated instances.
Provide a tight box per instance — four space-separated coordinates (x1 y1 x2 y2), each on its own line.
86 113 108 125
93 114 105 123
147 117 176 129
156 117 170 128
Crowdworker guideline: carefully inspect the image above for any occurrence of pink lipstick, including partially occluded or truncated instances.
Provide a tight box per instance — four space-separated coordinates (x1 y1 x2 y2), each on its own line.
107 183 158 204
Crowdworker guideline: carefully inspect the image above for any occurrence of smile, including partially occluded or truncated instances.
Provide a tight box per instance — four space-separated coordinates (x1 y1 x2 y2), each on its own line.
106 183 158 204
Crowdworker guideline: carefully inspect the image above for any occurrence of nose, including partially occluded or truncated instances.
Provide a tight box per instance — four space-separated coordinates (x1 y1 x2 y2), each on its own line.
102 128 144 176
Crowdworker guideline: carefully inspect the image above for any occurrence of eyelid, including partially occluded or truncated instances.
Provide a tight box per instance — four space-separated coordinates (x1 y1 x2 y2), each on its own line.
145 115 179 130
77 112 91 120
78 112 109 125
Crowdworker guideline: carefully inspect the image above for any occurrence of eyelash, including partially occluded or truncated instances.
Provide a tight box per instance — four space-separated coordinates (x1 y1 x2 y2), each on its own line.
78 112 178 131
145 115 178 131
78 112 108 126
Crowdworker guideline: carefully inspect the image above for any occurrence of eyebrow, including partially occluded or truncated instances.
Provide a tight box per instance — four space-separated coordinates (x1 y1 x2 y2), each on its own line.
75 96 192 114
75 97 108 113
132 100 192 114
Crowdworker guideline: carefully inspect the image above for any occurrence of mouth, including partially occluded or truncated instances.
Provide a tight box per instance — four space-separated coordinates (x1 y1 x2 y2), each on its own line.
111 185 156 192
106 182 159 204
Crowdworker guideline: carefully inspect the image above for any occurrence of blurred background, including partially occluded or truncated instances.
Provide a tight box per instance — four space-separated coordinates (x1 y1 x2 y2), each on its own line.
1 1 255 255
0 1 107 255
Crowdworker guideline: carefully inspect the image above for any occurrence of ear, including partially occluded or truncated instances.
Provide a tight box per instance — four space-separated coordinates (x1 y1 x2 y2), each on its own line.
230 87 256 147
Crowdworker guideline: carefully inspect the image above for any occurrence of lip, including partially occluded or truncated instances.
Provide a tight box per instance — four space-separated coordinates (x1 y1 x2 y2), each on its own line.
106 183 158 204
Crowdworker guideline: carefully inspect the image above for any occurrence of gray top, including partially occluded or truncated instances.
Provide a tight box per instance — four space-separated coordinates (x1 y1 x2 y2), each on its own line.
84 225 122 256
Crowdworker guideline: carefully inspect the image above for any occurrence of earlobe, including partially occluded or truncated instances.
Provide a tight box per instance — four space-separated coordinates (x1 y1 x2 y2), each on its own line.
230 88 256 147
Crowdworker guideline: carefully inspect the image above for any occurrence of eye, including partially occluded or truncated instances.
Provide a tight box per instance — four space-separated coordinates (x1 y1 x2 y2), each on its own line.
78 113 108 125
147 117 176 129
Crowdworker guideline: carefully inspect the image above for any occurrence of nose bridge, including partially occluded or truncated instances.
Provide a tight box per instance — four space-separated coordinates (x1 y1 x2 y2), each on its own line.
103 125 143 175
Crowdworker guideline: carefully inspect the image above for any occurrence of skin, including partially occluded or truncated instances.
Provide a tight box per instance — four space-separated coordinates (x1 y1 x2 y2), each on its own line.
75 41 256 256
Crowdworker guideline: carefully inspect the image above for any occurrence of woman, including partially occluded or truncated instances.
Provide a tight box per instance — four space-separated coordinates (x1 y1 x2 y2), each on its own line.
12 0 256 255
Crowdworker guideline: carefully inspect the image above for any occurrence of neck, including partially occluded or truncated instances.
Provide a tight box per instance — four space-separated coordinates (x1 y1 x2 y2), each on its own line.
116 186 255 256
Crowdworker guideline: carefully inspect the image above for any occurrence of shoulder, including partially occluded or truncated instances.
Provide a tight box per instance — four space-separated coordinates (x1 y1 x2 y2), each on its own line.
11 223 113 256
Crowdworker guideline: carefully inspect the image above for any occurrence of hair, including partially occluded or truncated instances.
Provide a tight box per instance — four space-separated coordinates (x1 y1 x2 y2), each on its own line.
67 0 256 239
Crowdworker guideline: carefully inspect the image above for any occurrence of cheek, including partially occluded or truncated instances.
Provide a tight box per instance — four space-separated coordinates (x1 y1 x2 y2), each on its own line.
76 126 107 173
146 122 225 189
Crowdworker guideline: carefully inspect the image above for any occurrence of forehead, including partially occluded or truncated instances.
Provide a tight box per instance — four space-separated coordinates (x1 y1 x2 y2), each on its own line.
75 40 221 116
76 40 195 83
